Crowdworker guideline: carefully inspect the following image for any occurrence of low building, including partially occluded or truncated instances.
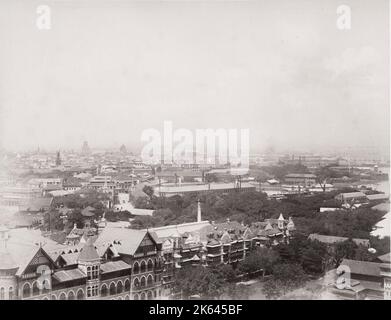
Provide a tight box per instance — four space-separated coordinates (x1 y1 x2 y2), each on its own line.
326 259 391 300
284 173 316 187
154 182 256 197
308 234 370 247
335 192 368 204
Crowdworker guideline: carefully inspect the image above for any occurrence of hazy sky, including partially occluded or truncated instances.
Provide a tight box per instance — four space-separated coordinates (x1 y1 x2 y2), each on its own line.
0 0 389 154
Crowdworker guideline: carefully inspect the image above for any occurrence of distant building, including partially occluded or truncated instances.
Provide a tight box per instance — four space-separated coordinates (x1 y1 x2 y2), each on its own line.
154 182 256 197
81 141 91 155
308 234 370 247
325 258 391 300
284 173 316 186
55 151 61 166
335 192 368 204
119 145 127 154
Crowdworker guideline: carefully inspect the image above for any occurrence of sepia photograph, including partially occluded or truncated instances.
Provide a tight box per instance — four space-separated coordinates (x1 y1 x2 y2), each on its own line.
0 0 390 307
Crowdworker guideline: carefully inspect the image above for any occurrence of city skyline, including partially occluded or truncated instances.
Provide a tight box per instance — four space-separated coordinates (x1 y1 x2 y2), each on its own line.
0 0 389 154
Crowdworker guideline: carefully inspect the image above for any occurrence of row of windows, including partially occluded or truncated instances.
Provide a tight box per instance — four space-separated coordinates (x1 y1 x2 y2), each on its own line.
87 265 99 280
87 285 99 298
0 287 14 300
133 259 163 274
133 289 161 300
22 281 50 298
100 280 130 296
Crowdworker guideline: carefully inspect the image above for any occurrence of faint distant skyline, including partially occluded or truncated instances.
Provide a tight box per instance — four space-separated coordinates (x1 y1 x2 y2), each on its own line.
0 0 389 155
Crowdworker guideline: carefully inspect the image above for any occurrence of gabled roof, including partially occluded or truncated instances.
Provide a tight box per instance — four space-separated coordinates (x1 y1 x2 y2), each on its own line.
308 234 370 247
378 252 390 263
95 227 149 256
340 259 382 277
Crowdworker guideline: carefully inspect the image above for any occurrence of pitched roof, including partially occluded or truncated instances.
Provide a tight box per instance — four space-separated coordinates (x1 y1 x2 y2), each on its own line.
378 252 390 263
95 227 148 256
340 259 382 277
308 234 370 247
81 206 95 217
100 260 131 274
366 193 389 201
337 192 367 199
285 173 316 178
148 221 210 239
53 269 86 283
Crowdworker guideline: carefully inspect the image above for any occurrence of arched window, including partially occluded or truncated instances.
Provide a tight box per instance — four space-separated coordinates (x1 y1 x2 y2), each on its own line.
22 283 31 298
124 279 130 292
87 266 92 280
140 292 146 300
140 276 146 288
59 292 67 300
76 289 84 300
117 281 123 294
51 294 57 300
133 278 140 289
133 293 139 300
32 282 40 296
147 291 153 300
100 284 108 297
68 291 75 300
9 287 13 300
109 282 116 295
147 275 153 287
0 287 4 300
140 260 146 273
133 262 139 274
125 294 130 300
147 259 153 271
42 280 50 294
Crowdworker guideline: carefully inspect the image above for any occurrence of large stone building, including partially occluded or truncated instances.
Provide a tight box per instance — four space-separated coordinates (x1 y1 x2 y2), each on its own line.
0 225 164 300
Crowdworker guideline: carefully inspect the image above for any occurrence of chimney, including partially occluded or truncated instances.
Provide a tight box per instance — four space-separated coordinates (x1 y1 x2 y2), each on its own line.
197 199 202 223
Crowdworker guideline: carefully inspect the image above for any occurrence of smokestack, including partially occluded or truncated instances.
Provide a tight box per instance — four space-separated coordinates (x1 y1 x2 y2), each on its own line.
197 199 202 223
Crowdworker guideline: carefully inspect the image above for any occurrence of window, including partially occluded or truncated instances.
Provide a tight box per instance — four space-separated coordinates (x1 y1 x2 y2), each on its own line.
100 284 108 297
117 282 123 294
124 279 130 291
77 290 84 300
0 287 4 300
140 261 146 273
133 262 139 274
9 287 13 300
32 282 40 296
87 266 92 280
87 265 99 280
109 283 116 295
87 285 99 298
147 259 153 271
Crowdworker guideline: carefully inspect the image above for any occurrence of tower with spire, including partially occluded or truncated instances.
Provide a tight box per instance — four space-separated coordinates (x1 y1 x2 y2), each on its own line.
77 237 100 300
81 141 91 155
55 151 61 166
